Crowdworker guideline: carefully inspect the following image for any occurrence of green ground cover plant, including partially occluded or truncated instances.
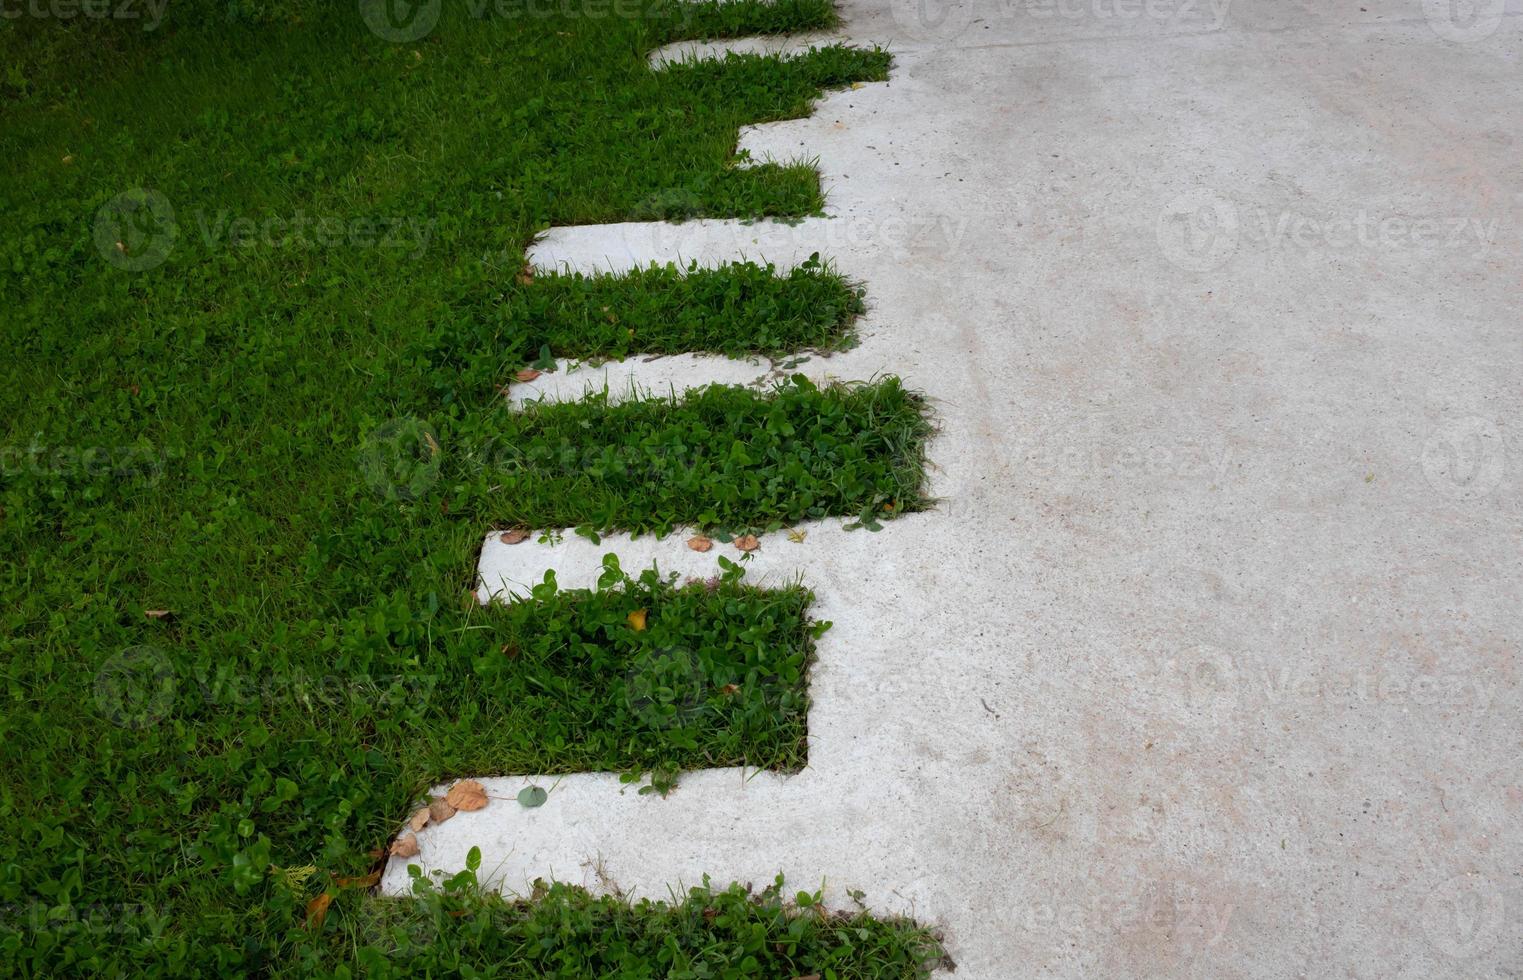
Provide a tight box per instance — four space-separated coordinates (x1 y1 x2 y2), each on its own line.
511 256 863 360
0 1 934 974
454 376 930 533
428 556 823 791
304 871 945 978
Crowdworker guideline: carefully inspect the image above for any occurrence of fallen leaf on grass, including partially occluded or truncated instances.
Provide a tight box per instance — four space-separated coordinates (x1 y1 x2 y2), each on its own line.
428 797 457 824
514 368 542 383
516 264 534 285
305 892 331 929
335 870 381 889
408 809 430 832
445 779 489 811
627 609 647 631
144 609 172 620
720 683 740 696
733 535 760 552
389 834 420 858
517 785 548 808
499 529 529 545
686 535 713 552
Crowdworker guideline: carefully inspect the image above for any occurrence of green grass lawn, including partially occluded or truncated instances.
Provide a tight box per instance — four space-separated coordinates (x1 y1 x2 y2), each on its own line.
0 1 939 974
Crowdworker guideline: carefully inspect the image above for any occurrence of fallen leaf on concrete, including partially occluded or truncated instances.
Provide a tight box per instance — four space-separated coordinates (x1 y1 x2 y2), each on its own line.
515 368 542 383
428 797 457 824
627 609 647 631
305 892 331 929
786 528 807 543
686 535 713 552
445 779 489 811
499 529 529 545
518 785 548 808
733 535 760 552
389 834 420 858
408 809 429 832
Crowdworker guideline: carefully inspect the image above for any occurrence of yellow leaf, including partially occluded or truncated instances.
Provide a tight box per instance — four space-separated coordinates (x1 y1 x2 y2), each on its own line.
628 609 647 632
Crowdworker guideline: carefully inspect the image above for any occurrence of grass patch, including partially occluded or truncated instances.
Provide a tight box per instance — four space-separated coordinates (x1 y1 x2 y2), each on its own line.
0 2 928 975
512 257 864 361
455 556 820 793
460 376 929 534
298 873 945 978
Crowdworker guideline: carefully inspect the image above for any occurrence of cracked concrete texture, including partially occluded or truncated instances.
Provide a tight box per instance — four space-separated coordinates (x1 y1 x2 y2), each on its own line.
385 2 1522 975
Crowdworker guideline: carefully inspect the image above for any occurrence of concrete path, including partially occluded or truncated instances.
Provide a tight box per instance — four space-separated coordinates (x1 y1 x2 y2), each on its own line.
385 2 1523 976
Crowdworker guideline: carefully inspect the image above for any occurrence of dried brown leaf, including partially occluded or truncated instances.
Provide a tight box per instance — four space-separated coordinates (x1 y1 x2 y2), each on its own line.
733 534 760 552
335 870 382 890
408 809 430 833
686 535 713 552
305 892 332 929
389 834 420 858
428 797 458 825
515 368 542 383
499 529 529 545
445 779 489 812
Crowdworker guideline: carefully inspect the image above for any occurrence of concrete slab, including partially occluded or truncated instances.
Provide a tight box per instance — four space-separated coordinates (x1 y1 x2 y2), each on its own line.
648 32 842 67
389 2 1523 976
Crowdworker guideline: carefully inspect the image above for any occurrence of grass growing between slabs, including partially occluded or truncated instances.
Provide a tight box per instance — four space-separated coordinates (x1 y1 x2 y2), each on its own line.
511 256 864 361
453 376 930 533
443 557 819 794
0 1 937 975
310 874 945 978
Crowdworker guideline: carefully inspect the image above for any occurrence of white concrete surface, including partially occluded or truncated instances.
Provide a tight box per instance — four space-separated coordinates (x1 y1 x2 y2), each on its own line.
388 2 1523 976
